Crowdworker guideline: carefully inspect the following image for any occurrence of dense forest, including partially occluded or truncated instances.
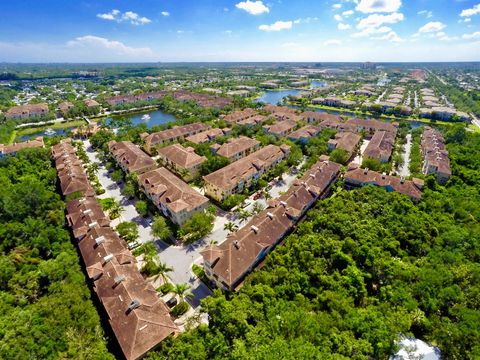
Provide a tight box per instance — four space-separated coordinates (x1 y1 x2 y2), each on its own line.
0 148 113 359
148 125 480 359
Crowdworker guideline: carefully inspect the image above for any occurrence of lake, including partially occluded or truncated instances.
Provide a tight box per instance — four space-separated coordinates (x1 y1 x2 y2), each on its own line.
106 109 177 128
256 89 301 105
16 127 74 142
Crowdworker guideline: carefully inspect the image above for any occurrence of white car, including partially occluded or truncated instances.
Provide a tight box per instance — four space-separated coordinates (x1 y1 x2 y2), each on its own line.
127 241 140 250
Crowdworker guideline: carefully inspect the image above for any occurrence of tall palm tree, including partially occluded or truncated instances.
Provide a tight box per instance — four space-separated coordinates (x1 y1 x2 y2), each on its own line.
173 283 192 301
223 222 238 234
153 261 173 283
109 202 124 220
238 209 251 223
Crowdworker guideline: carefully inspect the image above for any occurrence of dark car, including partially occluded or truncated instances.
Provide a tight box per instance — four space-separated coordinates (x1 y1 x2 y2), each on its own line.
166 297 178 308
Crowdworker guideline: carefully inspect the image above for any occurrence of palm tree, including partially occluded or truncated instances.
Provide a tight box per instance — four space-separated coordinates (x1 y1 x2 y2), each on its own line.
223 222 239 234
88 162 100 174
263 190 272 201
153 261 173 283
109 202 124 220
238 209 251 223
252 202 265 214
173 283 192 301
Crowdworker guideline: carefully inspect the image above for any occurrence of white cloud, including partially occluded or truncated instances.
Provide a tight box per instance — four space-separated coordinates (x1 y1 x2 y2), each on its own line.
374 30 403 42
161 11 170 17
96 9 151 25
259 20 293 31
235 0 269 15
352 26 392 37
356 0 402 13
418 21 446 33
342 10 354 17
324 39 342 46
460 4 480 17
462 31 480 39
334 14 343 21
66 35 153 57
357 12 404 29
338 23 351 30
333 3 342 9
417 10 433 18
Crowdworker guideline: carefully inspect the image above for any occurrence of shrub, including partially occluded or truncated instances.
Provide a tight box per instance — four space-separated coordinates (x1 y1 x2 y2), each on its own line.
170 301 189 318
135 200 148 217
221 194 246 210
116 221 139 242
157 282 174 295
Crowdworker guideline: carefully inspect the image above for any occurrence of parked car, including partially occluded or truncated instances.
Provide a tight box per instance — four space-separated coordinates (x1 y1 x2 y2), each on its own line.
240 200 251 208
127 241 140 250
253 192 262 200
166 297 178 308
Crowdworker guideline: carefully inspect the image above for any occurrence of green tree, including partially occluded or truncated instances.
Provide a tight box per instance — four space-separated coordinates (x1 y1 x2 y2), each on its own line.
116 221 138 242
135 200 148 217
151 216 173 241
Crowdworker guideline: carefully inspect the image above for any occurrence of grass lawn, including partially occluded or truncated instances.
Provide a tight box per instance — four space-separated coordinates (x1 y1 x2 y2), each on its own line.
468 124 480 133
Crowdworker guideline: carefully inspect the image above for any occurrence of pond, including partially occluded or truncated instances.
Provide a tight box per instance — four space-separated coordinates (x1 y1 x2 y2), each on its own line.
310 81 327 89
255 89 301 105
16 127 74 142
106 109 177 129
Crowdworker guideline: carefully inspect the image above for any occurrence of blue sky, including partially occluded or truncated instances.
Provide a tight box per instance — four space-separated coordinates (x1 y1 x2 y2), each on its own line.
0 0 479 62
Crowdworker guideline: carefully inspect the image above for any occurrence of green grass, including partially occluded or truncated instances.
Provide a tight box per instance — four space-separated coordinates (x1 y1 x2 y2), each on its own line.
468 124 480 133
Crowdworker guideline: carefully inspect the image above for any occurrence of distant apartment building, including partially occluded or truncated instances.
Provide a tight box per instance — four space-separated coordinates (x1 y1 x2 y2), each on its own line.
421 126 451 184
58 101 74 116
0 136 44 157
210 136 260 162
5 103 49 119
222 108 258 124
157 143 206 181
288 125 321 144
344 165 424 202
105 91 167 107
141 123 209 154
263 119 297 137
312 97 355 108
327 131 362 158
108 141 157 174
138 167 209 225
263 105 300 122
363 130 396 163
342 118 398 135
185 127 231 144
201 159 341 291
203 144 290 202
84 98 100 108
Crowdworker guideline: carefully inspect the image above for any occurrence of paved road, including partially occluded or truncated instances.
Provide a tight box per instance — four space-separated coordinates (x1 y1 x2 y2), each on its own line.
398 133 412 177
82 140 213 307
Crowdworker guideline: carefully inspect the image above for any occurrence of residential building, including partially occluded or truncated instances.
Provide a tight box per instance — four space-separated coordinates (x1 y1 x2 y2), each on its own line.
344 165 423 201
84 98 100 108
105 91 167 107
108 141 157 174
327 131 362 158
141 123 209 154
263 105 300 122
203 144 291 202
172 90 232 108
138 167 209 225
421 127 451 184
201 159 341 290
363 130 396 163
263 119 297 137
312 97 355 108
300 111 344 124
288 125 321 143
5 103 49 119
211 136 260 162
157 143 206 181
222 108 258 124
343 118 398 135
185 127 231 144
58 101 74 115
0 136 44 157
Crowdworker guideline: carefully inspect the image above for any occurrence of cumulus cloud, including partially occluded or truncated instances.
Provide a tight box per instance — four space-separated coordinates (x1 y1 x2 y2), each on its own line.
96 9 151 25
418 21 446 33
338 23 351 30
333 3 342 9
417 10 433 18
324 39 342 46
352 26 392 37
161 11 170 17
356 0 402 13
462 31 480 39
357 12 404 29
259 20 293 31
67 35 153 57
460 4 480 17
342 10 354 17
334 14 343 21
236 0 269 15
374 31 403 42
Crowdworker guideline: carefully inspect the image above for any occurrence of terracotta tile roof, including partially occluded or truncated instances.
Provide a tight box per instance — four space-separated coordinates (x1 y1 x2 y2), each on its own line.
109 141 156 174
223 108 258 124
185 128 231 144
363 130 395 161
157 144 206 169
421 126 451 177
214 136 260 159
328 131 362 154
0 136 44 155
173 90 232 108
263 119 297 136
203 144 290 191
138 167 209 214
344 118 398 134
105 91 168 106
344 166 423 201
5 103 49 118
288 125 321 141
143 123 210 147
301 111 345 123
84 99 100 107
58 101 74 113
202 159 341 289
